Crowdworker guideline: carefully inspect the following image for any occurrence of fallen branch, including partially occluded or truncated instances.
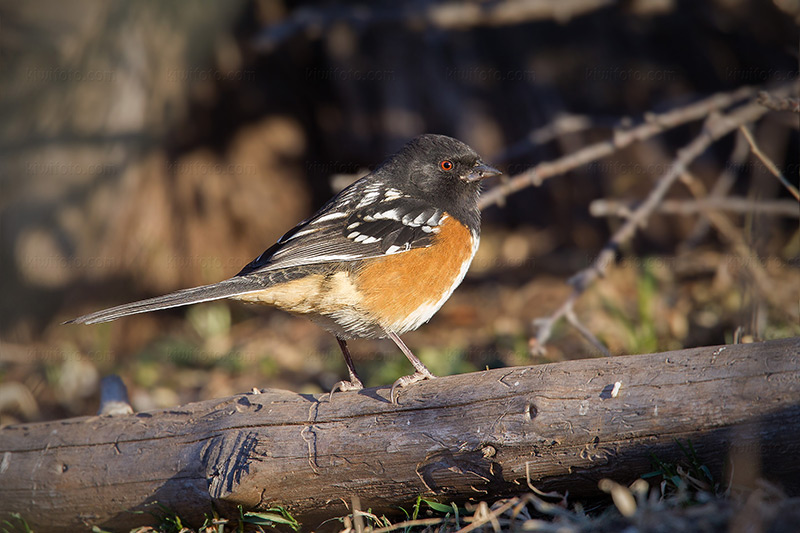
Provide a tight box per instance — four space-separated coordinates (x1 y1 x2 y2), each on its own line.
0 338 798 532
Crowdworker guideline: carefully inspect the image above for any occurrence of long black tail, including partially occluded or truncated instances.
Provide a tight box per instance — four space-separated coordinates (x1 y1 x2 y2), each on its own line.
65 277 266 325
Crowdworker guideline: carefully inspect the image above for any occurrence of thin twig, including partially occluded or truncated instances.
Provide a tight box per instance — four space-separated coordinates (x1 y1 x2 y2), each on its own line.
565 307 611 356
530 293 580 356
456 497 520 533
678 172 781 316
531 297 611 357
739 125 800 201
531 99 773 349
590 197 800 218
352 496 364 533
478 85 761 210
684 129 750 248
494 113 611 163
367 517 450 533
757 91 800 113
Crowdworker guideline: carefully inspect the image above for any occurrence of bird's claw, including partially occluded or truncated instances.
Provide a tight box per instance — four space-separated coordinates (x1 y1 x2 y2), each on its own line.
327 378 364 401
390 371 436 404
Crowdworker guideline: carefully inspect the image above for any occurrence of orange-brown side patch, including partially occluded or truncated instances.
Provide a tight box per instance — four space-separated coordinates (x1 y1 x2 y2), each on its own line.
356 215 474 330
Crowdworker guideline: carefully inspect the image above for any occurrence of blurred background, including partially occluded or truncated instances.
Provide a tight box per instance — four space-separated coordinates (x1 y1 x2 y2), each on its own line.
1 0 798 424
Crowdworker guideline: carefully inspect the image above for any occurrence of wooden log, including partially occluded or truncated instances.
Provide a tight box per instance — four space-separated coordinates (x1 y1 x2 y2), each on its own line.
1 338 798 531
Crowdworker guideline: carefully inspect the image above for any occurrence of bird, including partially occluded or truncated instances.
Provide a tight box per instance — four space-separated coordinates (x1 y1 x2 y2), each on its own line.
66 134 501 403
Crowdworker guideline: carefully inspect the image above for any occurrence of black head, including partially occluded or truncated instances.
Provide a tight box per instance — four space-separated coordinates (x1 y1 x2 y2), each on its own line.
377 134 500 229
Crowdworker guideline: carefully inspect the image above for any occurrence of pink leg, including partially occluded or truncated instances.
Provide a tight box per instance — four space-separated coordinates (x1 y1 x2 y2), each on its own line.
328 337 364 400
387 331 436 403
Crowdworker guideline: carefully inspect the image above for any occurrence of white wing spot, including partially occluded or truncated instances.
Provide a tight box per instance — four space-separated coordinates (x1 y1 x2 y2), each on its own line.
313 211 348 224
402 213 417 226
349 233 380 245
279 227 318 243
356 189 382 208
347 222 361 230
294 227 319 238
413 212 429 225
373 208 401 221
299 254 362 263
384 188 404 200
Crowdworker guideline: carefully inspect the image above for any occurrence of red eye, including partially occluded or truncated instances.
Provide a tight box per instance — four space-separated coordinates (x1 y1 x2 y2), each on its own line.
439 160 453 171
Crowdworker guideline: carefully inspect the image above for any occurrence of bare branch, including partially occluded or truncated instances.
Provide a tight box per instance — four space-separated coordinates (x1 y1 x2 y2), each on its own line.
532 99 773 349
590 197 800 218
494 113 609 163
739 125 800 201
677 172 782 315
478 85 762 210
757 90 800 113
565 307 610 356
684 129 750 247
530 293 580 356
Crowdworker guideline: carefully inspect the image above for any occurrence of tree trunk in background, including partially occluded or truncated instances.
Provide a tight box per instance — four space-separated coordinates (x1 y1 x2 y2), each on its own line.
0 0 311 333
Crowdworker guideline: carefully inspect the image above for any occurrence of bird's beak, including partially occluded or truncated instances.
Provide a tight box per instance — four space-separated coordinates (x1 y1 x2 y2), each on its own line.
463 162 502 183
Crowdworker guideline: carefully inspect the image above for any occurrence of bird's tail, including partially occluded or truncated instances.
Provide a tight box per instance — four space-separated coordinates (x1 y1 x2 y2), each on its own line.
65 277 266 325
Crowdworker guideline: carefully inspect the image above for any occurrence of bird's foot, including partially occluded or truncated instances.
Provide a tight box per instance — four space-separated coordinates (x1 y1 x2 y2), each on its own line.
390 370 436 404
327 378 364 401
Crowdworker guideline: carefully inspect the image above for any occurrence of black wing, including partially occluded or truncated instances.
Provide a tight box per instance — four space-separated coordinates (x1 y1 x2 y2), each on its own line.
236 179 444 277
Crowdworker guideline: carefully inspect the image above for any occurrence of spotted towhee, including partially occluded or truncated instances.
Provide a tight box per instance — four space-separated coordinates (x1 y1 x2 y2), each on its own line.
68 134 500 402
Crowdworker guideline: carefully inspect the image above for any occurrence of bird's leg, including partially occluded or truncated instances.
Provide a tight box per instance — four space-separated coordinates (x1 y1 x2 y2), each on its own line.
328 337 364 399
387 331 436 403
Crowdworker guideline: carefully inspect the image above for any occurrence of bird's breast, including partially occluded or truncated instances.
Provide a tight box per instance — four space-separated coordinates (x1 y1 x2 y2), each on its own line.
355 214 479 334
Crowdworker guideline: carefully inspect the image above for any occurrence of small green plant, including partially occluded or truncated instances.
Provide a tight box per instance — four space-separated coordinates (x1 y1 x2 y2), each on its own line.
644 439 718 503
399 495 463 529
123 502 217 533
2 513 32 533
355 508 393 530
152 502 188 533
600 261 660 354
242 505 301 531
421 498 462 528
